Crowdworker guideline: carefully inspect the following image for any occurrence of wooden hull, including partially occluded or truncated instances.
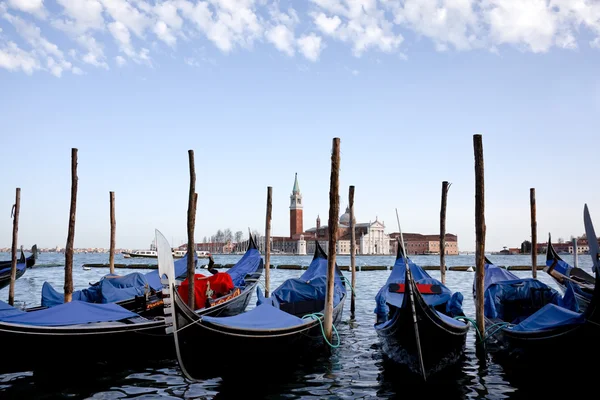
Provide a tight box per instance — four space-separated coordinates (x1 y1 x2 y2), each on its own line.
0 276 260 375
0 319 171 375
173 292 346 380
553 278 592 313
375 303 468 379
486 315 600 365
0 266 26 291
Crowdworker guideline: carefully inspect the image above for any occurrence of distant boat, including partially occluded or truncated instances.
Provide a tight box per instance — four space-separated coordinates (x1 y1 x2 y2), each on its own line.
173 250 211 259
122 250 158 259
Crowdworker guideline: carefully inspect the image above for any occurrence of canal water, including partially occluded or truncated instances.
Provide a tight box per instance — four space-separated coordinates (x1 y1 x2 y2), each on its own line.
0 252 593 399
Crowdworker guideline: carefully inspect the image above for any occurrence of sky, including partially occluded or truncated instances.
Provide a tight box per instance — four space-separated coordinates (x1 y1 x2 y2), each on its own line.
1 0 600 252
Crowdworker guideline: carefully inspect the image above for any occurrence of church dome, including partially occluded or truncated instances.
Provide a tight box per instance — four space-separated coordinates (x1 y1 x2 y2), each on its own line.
339 206 355 225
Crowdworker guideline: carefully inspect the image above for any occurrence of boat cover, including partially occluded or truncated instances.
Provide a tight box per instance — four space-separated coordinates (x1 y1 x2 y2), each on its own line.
225 246 263 287
0 300 139 326
201 302 309 330
546 257 571 277
374 256 464 322
546 257 594 301
41 254 194 307
269 249 345 308
0 301 25 318
510 303 585 332
0 259 26 276
42 273 149 307
480 261 580 324
177 272 234 309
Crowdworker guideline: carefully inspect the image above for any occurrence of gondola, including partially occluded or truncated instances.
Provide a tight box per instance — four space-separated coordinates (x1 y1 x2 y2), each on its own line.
37 251 198 316
544 233 594 312
475 206 600 366
0 245 37 291
374 238 468 381
160 237 346 380
0 235 263 375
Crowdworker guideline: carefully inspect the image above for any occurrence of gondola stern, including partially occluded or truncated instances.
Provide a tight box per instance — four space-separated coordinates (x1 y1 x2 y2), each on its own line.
314 240 328 261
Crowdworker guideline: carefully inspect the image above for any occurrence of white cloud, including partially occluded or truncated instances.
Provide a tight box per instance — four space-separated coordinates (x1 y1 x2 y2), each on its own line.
7 0 46 18
77 34 109 69
3 0 600 77
177 0 263 52
2 12 79 76
312 12 341 35
391 0 480 51
310 0 403 56
100 0 151 38
54 0 104 33
266 24 295 56
484 0 558 53
297 33 324 61
153 20 177 47
0 40 40 73
154 1 183 30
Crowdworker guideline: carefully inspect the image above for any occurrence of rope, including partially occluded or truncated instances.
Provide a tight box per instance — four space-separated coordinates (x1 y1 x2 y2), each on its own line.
340 276 356 297
483 322 512 341
302 312 340 348
453 316 483 343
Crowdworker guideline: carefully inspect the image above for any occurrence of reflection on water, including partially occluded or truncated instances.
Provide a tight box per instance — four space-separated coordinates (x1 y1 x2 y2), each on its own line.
0 252 594 399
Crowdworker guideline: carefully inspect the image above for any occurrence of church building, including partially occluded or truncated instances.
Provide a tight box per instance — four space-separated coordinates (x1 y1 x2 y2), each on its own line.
268 174 391 255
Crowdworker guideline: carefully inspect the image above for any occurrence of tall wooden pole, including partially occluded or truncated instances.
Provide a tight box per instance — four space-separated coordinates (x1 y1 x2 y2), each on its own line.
65 148 78 303
473 135 485 337
187 150 196 310
109 191 116 275
8 188 20 306
440 181 450 285
530 188 537 278
264 186 272 298
349 185 356 320
324 137 340 342
573 237 578 268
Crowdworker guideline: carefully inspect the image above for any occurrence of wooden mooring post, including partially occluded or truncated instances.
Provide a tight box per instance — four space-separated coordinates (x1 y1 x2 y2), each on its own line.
349 185 356 320
324 137 340 343
65 148 78 303
264 186 272 298
473 135 486 344
573 237 578 268
109 191 116 275
530 188 537 279
440 181 450 285
8 188 20 306
187 149 196 310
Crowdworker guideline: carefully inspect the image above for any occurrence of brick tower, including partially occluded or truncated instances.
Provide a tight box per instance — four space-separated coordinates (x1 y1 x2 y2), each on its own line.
290 173 303 239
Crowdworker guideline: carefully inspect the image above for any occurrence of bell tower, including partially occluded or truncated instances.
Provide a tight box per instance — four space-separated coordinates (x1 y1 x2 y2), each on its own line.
290 173 303 238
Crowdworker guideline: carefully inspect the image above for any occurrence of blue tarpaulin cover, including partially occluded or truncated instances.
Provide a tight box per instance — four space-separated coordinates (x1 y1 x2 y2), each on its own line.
0 260 26 276
374 255 464 323
41 254 194 307
0 301 24 318
225 247 263 288
203 242 344 330
511 303 585 332
546 258 593 302
480 261 581 329
202 302 309 330
0 300 138 326
270 250 345 309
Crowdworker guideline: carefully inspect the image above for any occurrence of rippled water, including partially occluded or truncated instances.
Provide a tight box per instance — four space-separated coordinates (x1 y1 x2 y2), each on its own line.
0 252 593 399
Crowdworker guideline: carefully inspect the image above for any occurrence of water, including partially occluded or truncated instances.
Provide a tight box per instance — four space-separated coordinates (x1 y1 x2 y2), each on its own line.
0 252 593 399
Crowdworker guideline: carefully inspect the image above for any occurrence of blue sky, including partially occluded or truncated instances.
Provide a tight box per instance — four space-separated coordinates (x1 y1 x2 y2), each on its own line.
1 0 600 252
